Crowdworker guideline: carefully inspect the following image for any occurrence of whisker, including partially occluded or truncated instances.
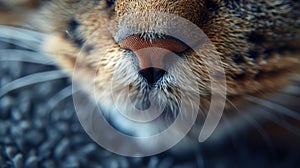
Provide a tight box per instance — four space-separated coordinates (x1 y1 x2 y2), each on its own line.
47 85 74 111
262 111 300 137
245 95 300 136
0 70 68 97
222 115 244 155
0 49 54 65
289 75 300 83
0 25 45 51
223 95 274 150
283 85 300 96
47 85 82 121
0 25 45 41
245 95 300 121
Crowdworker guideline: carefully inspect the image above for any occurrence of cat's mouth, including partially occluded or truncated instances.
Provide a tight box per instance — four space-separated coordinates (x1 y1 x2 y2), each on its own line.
128 84 180 119
108 46 202 122
108 33 202 116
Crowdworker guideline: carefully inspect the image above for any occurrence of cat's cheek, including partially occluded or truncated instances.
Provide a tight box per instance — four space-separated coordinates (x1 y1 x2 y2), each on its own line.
43 34 81 72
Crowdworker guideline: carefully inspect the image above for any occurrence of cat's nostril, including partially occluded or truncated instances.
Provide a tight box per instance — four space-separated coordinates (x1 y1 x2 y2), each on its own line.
139 67 166 85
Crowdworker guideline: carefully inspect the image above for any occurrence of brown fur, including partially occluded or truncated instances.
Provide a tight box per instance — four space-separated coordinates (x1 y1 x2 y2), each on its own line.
35 0 299 100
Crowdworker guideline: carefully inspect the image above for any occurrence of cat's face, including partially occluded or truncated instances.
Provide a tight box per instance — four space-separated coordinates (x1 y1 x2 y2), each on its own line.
23 0 299 134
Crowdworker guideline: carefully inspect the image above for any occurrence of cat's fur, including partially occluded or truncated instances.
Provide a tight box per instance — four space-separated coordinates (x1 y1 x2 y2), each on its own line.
1 0 300 152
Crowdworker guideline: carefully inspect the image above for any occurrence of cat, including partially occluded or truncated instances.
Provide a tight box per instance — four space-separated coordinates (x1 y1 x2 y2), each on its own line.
1 0 299 157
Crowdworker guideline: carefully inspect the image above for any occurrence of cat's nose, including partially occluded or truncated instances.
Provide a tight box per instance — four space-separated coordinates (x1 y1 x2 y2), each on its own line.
119 36 188 84
139 67 166 85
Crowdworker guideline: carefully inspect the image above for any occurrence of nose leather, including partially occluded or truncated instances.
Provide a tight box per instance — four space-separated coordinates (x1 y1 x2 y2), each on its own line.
119 36 188 69
119 36 188 84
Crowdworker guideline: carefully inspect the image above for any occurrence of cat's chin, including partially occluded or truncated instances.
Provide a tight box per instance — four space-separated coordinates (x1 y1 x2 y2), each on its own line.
90 81 198 134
